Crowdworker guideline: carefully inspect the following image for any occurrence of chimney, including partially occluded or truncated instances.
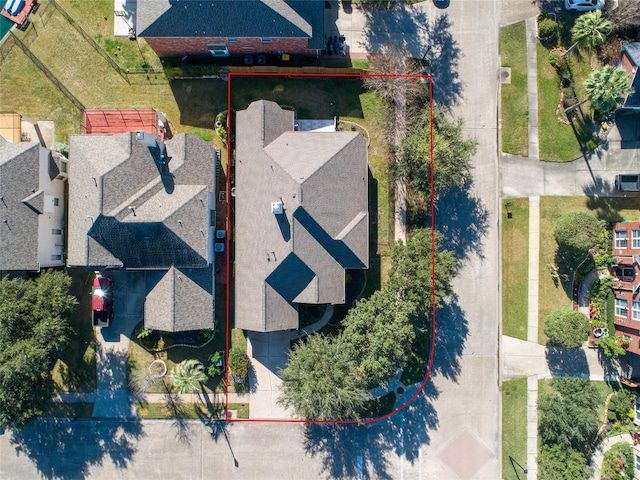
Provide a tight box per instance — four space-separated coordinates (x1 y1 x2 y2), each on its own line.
135 130 158 149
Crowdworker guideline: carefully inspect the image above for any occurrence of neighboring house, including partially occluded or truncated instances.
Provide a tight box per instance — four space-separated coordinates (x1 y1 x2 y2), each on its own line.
0 135 67 274
620 42 640 112
67 131 217 332
136 0 325 58
234 100 369 332
611 221 640 355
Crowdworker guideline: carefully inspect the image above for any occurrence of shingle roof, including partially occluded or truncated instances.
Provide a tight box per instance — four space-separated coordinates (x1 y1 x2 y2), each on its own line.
0 138 42 271
68 131 216 332
145 266 214 332
67 132 213 269
137 0 324 49
234 100 368 332
623 43 640 68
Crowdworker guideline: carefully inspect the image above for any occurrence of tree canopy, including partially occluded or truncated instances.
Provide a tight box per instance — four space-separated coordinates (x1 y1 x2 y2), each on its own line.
169 359 207 395
387 228 456 314
584 65 634 114
392 109 477 203
537 444 588 480
567 9 612 55
543 309 590 348
538 377 600 454
278 228 456 420
277 334 368 421
0 271 77 428
553 211 604 266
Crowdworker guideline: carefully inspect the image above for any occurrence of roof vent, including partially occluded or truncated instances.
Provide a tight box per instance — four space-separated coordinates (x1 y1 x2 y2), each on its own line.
271 202 283 215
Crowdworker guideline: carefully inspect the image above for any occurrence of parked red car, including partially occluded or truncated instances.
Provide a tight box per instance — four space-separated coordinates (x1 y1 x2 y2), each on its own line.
92 274 113 327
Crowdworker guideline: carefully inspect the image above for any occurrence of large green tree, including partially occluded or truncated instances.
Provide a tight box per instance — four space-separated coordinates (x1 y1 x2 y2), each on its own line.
278 334 368 420
538 377 600 453
341 290 416 388
387 228 457 314
393 108 477 204
584 65 634 114
0 270 77 428
553 211 604 266
566 9 612 55
537 444 588 480
543 309 590 348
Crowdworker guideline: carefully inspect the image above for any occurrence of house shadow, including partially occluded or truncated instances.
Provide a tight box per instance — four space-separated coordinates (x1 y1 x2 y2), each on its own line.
302 380 439 479
9 418 144 479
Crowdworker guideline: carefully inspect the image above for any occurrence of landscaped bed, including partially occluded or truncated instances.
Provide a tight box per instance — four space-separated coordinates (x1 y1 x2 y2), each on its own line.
136 401 249 420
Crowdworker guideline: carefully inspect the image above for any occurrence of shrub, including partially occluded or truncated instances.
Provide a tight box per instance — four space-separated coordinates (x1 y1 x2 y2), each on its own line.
597 335 627 358
549 49 564 69
538 18 557 39
544 309 590 348
601 442 634 480
608 390 635 425
228 348 249 385
216 125 227 140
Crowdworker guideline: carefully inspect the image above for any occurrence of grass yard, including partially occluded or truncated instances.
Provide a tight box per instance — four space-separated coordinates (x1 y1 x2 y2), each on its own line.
0 43 81 141
500 22 528 157
502 378 527 480
538 196 640 343
0 4 226 143
136 401 249 419
502 198 529 340
51 268 97 392
536 39 599 162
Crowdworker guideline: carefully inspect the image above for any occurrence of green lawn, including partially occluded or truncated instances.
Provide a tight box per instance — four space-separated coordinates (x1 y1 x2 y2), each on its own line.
50 268 97 392
500 22 528 157
0 4 226 142
536 43 599 162
136 401 249 419
538 197 640 343
502 198 529 340
502 378 527 480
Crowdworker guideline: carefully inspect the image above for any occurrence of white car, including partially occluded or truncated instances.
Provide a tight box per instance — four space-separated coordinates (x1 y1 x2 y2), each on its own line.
564 0 604 11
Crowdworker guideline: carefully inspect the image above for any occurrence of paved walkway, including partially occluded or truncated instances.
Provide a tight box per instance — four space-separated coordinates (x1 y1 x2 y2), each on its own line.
589 433 634 480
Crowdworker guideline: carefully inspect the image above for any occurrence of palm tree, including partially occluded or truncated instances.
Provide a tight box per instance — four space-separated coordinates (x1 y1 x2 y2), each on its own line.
584 65 634 113
564 10 612 56
169 359 208 395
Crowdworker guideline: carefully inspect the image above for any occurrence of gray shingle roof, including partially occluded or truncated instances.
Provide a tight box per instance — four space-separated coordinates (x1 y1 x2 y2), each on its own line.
623 43 640 109
68 131 216 332
68 132 213 269
623 43 640 68
137 0 324 49
234 100 368 332
0 138 42 271
145 266 214 332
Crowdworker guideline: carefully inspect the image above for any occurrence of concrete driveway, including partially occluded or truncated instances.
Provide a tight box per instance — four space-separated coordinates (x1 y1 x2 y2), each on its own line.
502 127 640 198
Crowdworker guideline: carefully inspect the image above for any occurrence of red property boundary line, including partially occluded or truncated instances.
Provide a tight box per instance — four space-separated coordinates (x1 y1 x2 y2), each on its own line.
224 71 434 424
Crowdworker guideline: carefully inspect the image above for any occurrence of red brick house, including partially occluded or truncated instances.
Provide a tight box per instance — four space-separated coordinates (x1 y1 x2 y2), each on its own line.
611 221 640 355
136 0 325 58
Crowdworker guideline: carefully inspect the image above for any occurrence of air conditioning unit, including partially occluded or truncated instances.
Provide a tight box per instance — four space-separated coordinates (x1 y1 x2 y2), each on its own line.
219 191 227 202
214 243 225 252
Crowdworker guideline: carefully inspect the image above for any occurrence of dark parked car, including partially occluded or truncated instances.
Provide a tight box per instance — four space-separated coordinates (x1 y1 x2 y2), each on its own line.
92 274 113 327
615 174 640 192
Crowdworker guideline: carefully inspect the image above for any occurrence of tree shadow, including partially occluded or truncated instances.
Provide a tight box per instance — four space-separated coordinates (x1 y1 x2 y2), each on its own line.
434 181 489 266
431 293 468 382
302 381 439 479
359 7 462 109
9 418 144 479
545 346 590 377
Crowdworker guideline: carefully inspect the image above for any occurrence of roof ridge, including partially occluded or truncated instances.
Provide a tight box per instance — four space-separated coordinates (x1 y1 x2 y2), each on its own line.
261 0 312 36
